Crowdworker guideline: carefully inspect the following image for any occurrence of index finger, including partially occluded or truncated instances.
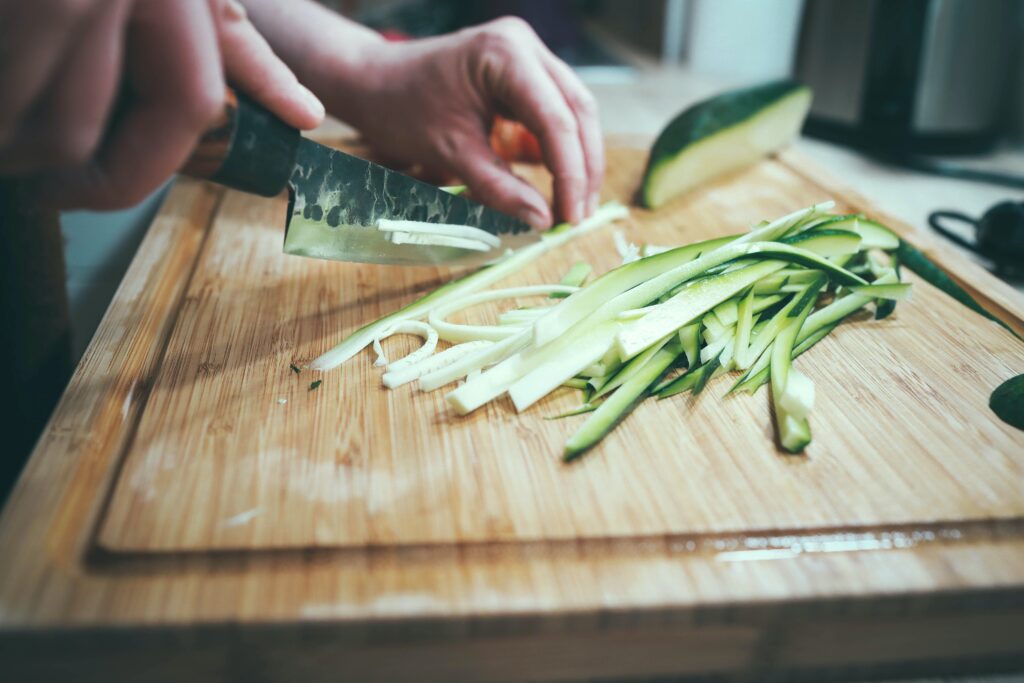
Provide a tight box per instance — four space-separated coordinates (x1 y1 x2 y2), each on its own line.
539 51 604 215
489 53 589 224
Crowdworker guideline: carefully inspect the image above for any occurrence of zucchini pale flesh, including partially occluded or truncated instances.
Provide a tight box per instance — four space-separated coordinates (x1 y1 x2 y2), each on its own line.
642 80 812 208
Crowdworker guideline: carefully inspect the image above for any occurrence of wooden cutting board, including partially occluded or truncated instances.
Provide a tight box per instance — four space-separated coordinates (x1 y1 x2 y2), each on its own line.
93 145 1024 554
1 140 1023 682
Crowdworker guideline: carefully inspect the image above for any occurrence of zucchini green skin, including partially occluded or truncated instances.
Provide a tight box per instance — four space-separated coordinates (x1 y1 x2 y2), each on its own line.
564 342 683 462
771 276 826 453
642 80 812 208
896 239 1021 340
989 375 1024 430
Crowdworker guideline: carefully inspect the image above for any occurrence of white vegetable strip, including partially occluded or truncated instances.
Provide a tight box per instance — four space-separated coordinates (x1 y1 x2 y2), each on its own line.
508 323 621 412
733 288 756 369
641 244 672 257
428 285 578 343
419 330 531 391
371 321 438 371
383 341 492 388
386 231 492 252
377 218 502 248
613 231 641 264
310 201 628 371
498 308 549 325
448 320 619 415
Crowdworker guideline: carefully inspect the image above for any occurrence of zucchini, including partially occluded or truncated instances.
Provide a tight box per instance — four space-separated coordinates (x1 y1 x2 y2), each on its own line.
564 342 683 461
896 239 1021 340
809 215 899 250
771 276 827 453
990 375 1024 431
550 261 592 298
616 243 865 360
642 80 812 208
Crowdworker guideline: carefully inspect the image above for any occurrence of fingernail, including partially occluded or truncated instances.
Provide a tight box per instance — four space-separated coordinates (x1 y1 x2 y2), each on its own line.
519 207 549 229
298 83 325 121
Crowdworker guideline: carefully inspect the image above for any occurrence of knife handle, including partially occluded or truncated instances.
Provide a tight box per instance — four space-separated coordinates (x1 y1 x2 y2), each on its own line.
182 87 300 197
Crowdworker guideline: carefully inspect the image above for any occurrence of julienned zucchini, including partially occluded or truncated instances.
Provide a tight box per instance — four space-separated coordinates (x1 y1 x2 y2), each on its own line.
642 80 812 208
316 200 915 461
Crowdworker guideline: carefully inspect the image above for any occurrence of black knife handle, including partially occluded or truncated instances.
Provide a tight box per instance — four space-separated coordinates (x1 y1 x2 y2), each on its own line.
182 87 300 197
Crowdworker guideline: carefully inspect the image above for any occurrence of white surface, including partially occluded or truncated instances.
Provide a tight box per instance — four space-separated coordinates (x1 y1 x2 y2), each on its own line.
685 0 805 80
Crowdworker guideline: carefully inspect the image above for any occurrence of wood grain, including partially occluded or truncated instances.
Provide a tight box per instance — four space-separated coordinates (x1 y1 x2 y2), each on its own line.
94 146 1024 553
1 142 1023 682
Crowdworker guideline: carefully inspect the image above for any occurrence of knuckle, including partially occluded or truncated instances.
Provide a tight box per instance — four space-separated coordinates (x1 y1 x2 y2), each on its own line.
546 110 578 139
492 15 533 36
42 121 101 167
474 16 534 53
561 173 588 190
54 0 96 21
572 90 598 116
181 82 225 129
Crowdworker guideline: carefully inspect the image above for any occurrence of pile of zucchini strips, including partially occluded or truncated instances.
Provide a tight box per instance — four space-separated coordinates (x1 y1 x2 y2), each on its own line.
310 201 909 461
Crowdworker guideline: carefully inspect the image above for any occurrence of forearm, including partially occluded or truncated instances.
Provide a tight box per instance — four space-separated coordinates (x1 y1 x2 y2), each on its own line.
239 0 385 126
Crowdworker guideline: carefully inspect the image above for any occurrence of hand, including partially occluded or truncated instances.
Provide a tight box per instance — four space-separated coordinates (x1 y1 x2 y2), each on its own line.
329 17 604 229
0 0 325 209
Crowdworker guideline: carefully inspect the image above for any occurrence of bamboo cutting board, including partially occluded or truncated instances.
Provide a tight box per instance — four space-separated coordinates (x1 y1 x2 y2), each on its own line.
94 145 1024 553
2 139 1024 682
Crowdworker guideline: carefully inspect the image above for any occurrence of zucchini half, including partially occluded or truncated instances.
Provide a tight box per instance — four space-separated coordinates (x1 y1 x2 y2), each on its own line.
641 80 812 209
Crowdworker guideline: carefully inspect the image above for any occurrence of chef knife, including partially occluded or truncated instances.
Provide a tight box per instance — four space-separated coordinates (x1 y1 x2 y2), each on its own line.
182 88 535 266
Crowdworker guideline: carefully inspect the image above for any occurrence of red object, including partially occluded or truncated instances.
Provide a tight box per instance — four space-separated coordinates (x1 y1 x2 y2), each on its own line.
379 29 411 42
490 115 543 163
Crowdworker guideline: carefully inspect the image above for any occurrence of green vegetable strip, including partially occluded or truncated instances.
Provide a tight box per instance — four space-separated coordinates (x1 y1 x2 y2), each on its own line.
594 335 672 399
896 239 1022 340
850 283 912 301
546 402 601 420
531 235 736 346
550 261 593 298
615 239 867 359
770 277 826 453
655 352 725 398
617 260 786 359
535 202 835 348
733 287 755 369
731 272 899 394
678 323 701 368
801 215 899 250
564 342 683 461
731 322 839 395
310 201 628 371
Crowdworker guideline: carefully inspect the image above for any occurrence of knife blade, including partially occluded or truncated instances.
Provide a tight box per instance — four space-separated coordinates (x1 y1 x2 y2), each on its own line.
183 89 536 266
